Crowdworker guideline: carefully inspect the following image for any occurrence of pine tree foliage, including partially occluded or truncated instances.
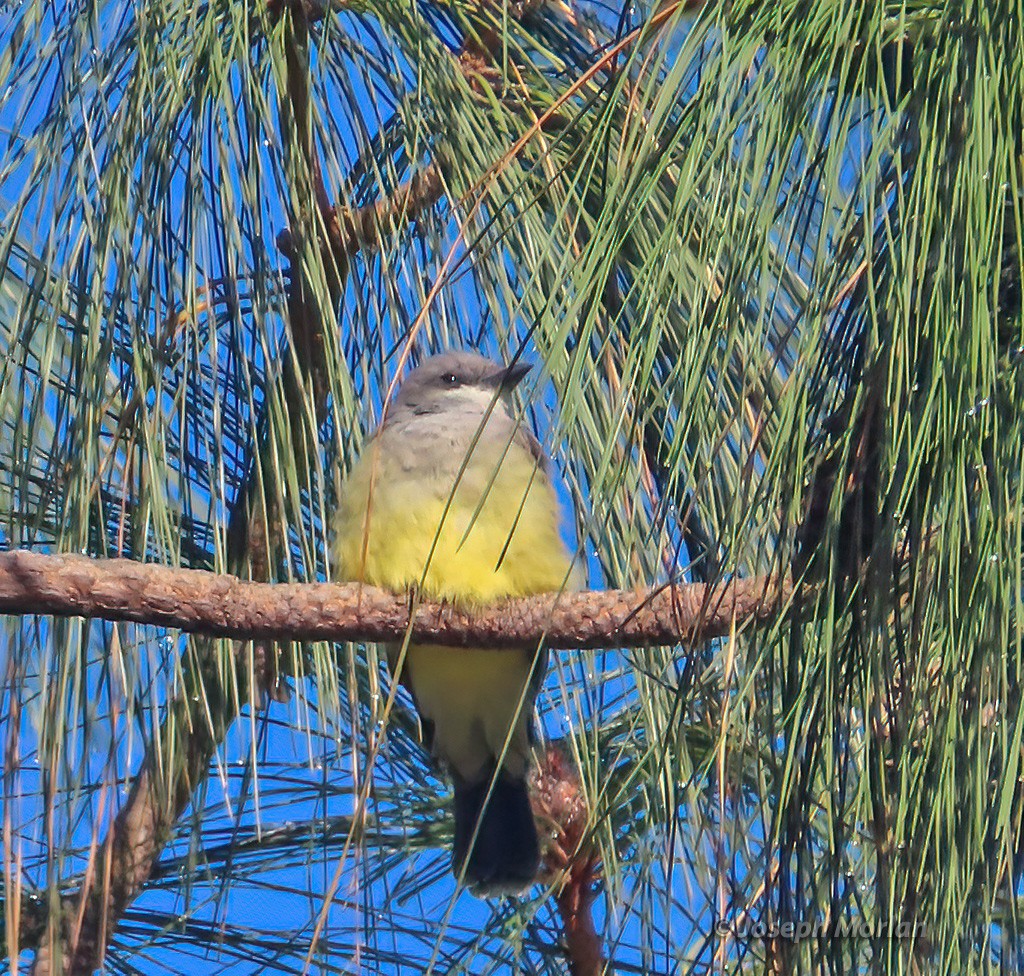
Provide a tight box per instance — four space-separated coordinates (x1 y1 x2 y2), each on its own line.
0 0 1021 973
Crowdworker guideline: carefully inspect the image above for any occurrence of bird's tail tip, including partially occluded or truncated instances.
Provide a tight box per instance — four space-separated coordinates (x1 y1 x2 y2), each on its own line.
453 769 540 897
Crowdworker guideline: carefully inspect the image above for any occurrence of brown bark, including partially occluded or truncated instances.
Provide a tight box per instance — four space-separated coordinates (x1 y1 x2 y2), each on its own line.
276 164 445 262
0 550 793 651
557 867 605 976
533 748 607 975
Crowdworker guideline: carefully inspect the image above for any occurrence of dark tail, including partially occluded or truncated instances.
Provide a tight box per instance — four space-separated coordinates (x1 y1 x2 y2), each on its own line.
453 770 540 895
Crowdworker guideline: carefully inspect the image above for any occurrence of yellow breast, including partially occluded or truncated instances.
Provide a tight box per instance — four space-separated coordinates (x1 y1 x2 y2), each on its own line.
334 428 571 603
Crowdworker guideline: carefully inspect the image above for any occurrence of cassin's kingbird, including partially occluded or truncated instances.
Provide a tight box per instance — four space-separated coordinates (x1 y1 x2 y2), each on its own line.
334 351 572 894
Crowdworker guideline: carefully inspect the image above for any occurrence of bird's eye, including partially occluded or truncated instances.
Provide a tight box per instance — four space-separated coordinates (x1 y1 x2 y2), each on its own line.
441 372 459 386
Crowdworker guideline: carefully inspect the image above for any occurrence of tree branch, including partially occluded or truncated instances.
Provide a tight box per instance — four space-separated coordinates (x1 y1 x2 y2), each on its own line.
276 163 445 262
533 748 606 976
0 550 793 651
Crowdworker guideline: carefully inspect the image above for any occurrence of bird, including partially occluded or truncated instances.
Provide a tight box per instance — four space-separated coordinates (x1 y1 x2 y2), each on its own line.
333 350 574 895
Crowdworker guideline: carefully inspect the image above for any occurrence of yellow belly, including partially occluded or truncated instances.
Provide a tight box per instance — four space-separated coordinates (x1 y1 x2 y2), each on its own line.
334 430 571 780
399 643 537 779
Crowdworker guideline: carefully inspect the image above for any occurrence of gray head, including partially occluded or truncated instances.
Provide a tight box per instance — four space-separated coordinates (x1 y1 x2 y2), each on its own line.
391 351 531 417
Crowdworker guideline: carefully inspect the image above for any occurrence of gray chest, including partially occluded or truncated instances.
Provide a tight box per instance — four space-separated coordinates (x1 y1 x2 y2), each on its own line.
380 410 520 481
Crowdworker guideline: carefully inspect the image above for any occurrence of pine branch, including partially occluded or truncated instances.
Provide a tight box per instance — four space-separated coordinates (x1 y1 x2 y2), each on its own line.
275 164 445 262
534 748 606 976
0 550 794 650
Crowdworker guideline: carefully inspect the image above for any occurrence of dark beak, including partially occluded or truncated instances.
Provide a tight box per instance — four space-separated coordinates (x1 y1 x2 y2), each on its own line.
489 361 532 392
